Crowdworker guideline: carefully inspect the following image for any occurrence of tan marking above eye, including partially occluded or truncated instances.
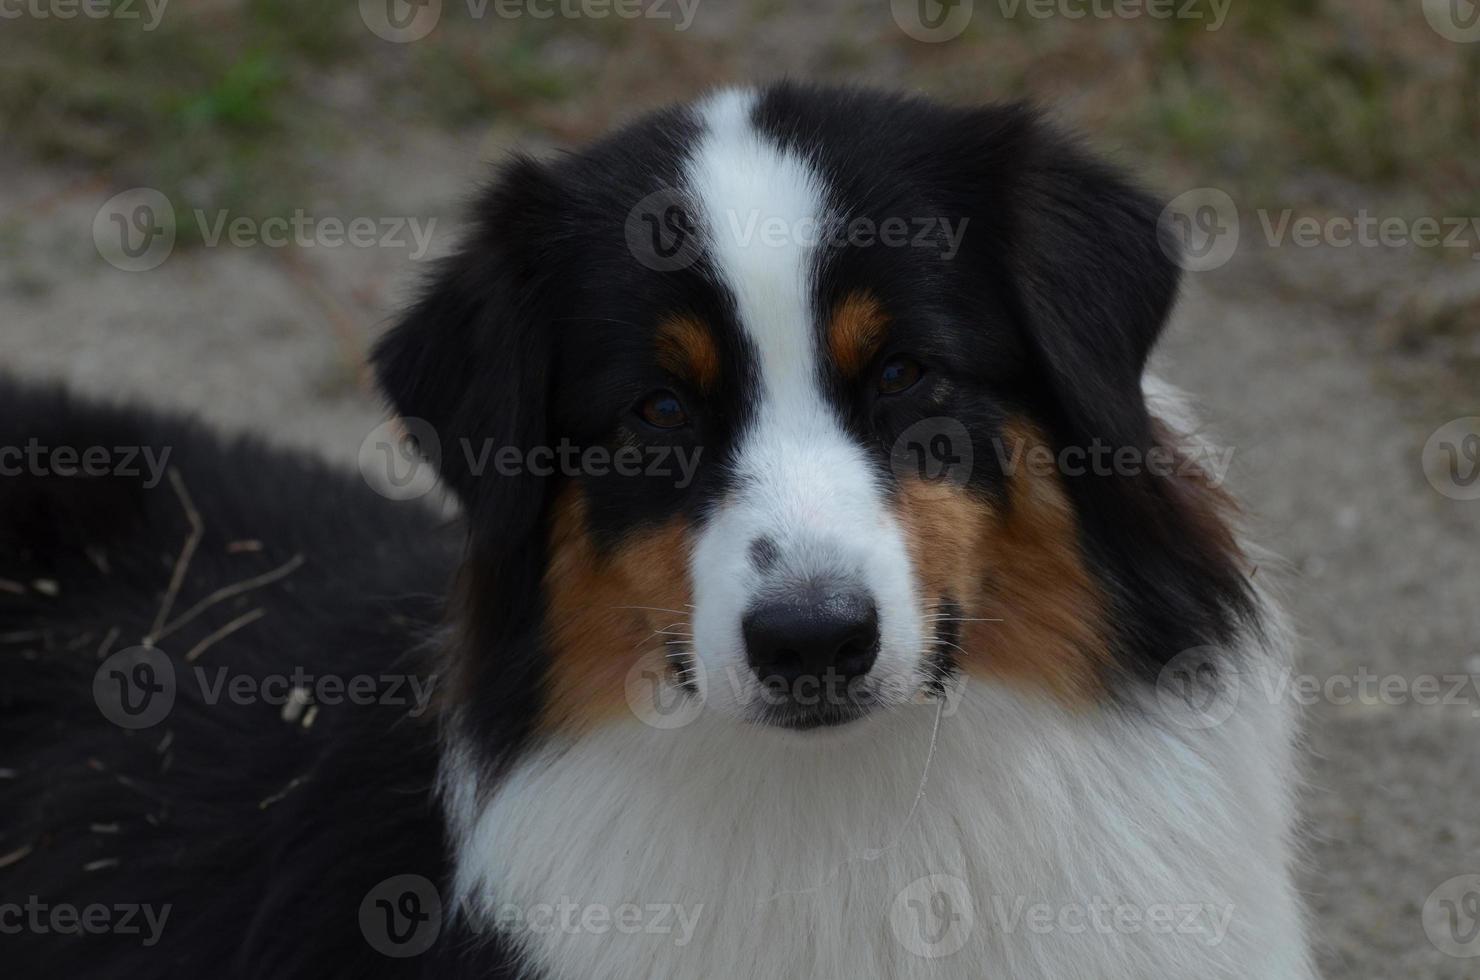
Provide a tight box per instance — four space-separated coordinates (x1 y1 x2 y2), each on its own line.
655 315 721 391
828 291 891 378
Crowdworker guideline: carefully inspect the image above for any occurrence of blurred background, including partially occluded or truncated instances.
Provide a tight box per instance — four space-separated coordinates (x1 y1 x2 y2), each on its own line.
2 1 1478 975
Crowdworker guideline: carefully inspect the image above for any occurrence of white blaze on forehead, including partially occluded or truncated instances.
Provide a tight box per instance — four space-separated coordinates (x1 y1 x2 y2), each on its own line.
686 88 829 401
682 89 925 708
686 87 869 535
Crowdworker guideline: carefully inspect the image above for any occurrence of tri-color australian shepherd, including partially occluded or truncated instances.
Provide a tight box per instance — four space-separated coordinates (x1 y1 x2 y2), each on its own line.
1 84 1312 978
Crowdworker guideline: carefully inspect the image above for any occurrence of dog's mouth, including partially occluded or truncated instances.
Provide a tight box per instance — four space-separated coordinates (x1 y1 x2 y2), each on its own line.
748 672 881 730
921 596 965 699
753 701 874 730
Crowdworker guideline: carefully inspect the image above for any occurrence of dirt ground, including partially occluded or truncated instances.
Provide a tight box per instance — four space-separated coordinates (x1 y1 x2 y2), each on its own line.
3 38 1479 978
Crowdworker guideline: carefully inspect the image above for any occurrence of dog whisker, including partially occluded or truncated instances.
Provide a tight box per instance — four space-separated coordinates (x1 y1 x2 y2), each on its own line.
612 605 691 616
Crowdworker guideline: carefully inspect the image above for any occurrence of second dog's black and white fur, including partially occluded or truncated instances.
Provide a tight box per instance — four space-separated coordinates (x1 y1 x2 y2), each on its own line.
1 84 1311 977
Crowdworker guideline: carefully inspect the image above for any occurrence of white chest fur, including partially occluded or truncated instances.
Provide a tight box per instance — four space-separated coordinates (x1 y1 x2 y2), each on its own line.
445 664 1311 980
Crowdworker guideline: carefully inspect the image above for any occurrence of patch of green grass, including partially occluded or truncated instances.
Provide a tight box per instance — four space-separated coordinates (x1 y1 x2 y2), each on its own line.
0 11 329 217
173 54 287 132
4 0 1478 253
0 3 594 239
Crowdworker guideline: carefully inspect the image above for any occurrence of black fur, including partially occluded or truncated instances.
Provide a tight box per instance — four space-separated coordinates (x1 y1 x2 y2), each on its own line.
0 383 520 976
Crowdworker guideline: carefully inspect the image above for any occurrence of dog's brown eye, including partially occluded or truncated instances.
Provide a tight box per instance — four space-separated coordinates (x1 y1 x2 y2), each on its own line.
878 355 923 394
637 390 689 429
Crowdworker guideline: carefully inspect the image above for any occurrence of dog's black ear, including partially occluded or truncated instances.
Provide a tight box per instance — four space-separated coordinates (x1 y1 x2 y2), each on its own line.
987 108 1180 452
371 155 561 551
967 108 1255 663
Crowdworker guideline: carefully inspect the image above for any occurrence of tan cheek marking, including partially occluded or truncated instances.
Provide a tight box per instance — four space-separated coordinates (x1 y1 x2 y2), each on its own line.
896 419 1111 704
656 315 721 391
827 291 890 378
539 487 694 734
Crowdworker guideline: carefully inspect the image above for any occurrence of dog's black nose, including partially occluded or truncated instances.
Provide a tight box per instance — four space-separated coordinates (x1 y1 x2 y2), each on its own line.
743 590 879 687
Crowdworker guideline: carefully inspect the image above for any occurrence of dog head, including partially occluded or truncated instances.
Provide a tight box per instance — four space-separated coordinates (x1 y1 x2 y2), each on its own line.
373 84 1253 743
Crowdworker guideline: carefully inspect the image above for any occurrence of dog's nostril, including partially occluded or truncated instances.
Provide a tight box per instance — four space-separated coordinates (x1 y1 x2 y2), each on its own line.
742 590 880 686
